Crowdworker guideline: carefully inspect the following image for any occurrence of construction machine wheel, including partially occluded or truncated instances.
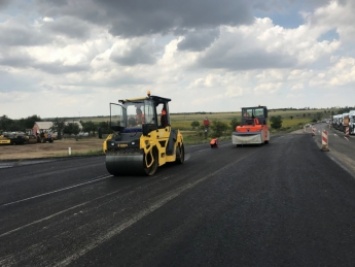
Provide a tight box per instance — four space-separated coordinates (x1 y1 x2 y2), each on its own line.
175 143 184 164
106 151 145 176
143 148 158 176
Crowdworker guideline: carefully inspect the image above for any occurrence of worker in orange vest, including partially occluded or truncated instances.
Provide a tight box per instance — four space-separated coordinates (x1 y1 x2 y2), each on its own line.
253 117 259 125
161 107 168 127
210 138 218 148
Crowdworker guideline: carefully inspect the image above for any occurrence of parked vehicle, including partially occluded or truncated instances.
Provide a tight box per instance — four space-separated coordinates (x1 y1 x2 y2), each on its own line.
26 134 38 144
0 132 28 145
349 110 355 135
37 131 54 143
332 110 355 135
0 134 11 145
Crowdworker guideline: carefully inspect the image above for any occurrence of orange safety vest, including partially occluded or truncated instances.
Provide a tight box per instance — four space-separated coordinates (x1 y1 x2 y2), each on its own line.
210 138 218 145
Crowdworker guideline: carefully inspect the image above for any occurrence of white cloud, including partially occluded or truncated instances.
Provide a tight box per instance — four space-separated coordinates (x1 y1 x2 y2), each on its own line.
290 83 304 92
254 82 282 95
0 0 355 119
328 57 355 86
42 16 53 22
196 17 340 71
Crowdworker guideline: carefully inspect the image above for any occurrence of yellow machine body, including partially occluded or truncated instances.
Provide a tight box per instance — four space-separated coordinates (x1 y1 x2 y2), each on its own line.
104 93 184 176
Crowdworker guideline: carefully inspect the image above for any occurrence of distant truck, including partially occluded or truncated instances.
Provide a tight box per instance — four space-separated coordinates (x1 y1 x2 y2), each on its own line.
232 106 270 146
0 134 11 145
349 110 355 135
0 132 28 145
37 132 54 143
332 111 355 135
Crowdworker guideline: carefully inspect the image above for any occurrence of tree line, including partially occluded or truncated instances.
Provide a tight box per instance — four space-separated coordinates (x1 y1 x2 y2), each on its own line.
0 115 41 132
190 116 283 138
0 115 110 138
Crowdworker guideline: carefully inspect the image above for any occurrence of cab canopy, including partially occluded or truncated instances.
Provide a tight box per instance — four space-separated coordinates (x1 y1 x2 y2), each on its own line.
241 106 268 125
109 94 171 133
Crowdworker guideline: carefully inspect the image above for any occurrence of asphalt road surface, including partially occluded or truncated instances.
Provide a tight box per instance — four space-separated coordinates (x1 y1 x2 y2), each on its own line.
1 129 355 267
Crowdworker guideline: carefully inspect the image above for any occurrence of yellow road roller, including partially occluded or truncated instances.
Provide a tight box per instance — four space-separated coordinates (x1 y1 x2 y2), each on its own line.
104 92 184 176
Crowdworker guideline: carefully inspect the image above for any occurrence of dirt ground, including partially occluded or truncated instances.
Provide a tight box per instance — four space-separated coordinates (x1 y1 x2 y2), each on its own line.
0 137 105 161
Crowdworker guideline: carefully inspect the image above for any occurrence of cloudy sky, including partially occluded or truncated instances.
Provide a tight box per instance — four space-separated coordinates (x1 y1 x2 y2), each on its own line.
1 0 354 119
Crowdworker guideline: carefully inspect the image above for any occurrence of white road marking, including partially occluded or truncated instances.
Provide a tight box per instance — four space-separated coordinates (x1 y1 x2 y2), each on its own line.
0 175 119 238
0 201 91 238
53 156 248 267
2 175 111 207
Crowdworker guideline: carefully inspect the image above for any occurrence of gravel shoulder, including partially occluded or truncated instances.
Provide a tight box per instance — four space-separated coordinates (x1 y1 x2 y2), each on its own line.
0 138 104 161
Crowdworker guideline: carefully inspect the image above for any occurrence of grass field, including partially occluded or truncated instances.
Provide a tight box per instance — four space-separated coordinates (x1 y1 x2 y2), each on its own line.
80 108 331 130
0 108 331 161
0 137 104 161
77 108 332 144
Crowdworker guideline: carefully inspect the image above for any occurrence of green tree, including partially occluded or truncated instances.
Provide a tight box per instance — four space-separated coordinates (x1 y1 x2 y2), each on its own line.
81 120 96 135
210 120 228 138
0 115 14 131
191 120 200 129
24 115 41 129
270 115 283 129
63 122 80 136
98 121 110 134
313 112 323 122
230 117 239 130
51 118 66 139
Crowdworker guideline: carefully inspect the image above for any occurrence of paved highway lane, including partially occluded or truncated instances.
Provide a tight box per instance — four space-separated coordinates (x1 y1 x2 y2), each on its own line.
1 133 355 266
